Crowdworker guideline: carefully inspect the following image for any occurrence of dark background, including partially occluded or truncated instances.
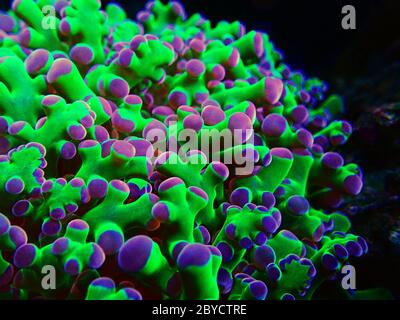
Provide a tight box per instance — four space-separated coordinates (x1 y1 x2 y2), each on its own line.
1 0 399 298
2 0 400 83
103 0 400 83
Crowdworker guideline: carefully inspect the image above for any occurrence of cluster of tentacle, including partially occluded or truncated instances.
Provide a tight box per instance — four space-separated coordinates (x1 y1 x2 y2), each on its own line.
0 0 367 300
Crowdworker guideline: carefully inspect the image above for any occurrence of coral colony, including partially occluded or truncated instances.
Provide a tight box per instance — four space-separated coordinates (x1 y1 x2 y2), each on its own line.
0 0 368 300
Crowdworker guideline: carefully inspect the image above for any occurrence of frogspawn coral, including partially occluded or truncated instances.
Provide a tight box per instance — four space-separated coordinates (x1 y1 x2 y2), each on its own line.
0 0 367 300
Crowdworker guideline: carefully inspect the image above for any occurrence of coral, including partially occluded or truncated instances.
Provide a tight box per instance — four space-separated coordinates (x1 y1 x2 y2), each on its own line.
0 0 374 300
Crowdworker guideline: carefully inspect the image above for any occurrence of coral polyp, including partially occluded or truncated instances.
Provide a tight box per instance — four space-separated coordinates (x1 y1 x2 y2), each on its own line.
0 0 368 300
